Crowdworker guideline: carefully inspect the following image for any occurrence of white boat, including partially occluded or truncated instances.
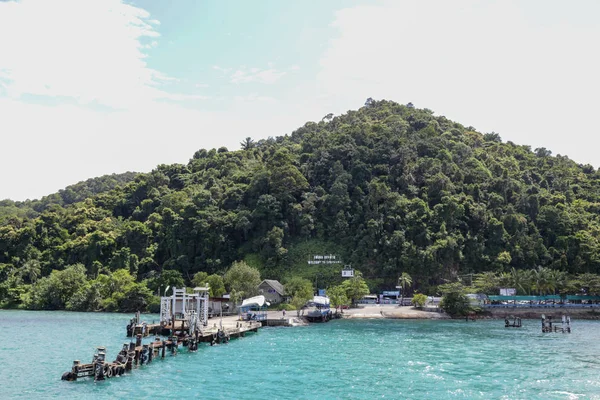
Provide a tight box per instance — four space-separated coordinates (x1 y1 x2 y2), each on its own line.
240 295 270 321
304 296 332 322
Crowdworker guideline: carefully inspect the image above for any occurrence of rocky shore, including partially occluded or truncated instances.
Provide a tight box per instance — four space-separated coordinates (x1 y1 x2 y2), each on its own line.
220 305 600 325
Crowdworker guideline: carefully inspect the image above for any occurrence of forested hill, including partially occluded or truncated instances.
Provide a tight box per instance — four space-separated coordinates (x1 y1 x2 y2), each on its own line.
2 99 600 308
0 171 139 221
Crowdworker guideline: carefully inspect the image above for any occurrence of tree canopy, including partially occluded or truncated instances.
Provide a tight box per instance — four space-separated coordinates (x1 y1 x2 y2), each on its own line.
3 99 600 311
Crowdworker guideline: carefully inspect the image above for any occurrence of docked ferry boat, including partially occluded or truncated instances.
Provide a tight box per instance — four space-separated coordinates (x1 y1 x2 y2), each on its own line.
304 295 332 322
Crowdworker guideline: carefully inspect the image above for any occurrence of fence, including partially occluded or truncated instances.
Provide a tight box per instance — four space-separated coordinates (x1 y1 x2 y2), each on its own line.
483 303 600 309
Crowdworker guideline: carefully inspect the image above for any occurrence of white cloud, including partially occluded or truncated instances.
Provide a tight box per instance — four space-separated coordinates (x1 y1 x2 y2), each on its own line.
0 96 294 200
0 0 174 110
233 94 277 103
0 0 222 201
212 62 288 85
212 64 289 84
317 0 600 166
161 93 210 101
213 65 232 73
230 67 287 84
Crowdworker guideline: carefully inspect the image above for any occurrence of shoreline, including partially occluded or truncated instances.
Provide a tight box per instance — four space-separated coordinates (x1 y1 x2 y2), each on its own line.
320 305 600 321
341 305 449 320
5 305 600 321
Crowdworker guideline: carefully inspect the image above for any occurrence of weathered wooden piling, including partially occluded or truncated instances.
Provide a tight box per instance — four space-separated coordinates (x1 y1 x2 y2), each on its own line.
504 316 522 328
62 285 269 382
542 314 571 333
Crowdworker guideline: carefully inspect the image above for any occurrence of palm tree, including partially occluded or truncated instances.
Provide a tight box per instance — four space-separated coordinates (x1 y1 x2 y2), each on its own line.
509 267 530 295
520 269 535 295
240 137 255 150
532 267 551 295
499 272 511 289
473 271 500 294
546 269 567 295
398 272 412 306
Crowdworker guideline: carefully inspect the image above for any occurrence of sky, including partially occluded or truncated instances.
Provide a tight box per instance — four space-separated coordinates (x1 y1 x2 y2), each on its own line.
1 0 599 201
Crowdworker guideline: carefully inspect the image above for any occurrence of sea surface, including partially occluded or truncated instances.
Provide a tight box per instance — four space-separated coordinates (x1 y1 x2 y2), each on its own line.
1 310 599 399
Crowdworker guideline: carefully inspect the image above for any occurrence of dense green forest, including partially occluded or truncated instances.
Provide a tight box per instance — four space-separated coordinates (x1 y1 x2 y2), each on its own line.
0 172 139 222
2 99 600 311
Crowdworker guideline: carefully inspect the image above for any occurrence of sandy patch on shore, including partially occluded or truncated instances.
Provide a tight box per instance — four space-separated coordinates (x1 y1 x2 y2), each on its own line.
206 306 449 325
342 305 449 319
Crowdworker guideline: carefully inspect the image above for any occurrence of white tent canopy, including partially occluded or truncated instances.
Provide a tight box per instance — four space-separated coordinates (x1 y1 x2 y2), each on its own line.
241 295 270 308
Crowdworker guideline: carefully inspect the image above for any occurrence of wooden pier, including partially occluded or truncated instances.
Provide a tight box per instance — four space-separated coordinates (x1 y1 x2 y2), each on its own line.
62 320 262 382
126 311 162 337
62 286 265 382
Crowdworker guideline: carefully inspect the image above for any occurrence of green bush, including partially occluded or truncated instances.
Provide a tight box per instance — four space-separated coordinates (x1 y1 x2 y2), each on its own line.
276 303 296 311
411 293 428 308
440 291 471 316
147 295 161 313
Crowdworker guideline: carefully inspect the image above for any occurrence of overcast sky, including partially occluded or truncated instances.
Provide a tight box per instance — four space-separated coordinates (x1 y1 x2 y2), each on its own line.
1 0 599 201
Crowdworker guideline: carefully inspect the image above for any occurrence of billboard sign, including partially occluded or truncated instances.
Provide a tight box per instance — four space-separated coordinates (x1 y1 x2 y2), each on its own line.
499 288 516 296
341 268 354 277
308 254 342 265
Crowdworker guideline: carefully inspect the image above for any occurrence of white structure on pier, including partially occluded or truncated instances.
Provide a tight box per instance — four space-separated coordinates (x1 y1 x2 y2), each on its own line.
160 286 210 333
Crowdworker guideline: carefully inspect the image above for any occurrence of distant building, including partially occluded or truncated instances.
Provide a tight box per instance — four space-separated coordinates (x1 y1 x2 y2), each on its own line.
258 279 285 305
208 296 231 316
467 293 488 307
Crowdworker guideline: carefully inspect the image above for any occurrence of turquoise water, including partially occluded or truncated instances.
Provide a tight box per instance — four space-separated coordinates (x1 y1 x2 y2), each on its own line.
1 311 600 399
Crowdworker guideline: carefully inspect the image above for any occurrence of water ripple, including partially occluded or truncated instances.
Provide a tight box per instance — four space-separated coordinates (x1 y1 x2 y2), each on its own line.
1 311 600 399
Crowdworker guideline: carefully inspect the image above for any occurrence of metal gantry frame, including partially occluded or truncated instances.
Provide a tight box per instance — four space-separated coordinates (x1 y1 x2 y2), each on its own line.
160 286 210 332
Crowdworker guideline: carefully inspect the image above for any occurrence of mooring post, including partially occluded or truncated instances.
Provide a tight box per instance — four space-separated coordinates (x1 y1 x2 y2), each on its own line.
126 342 135 370
171 336 177 355
171 310 175 336
72 360 80 381
541 314 545 332
134 349 139 366
142 344 149 364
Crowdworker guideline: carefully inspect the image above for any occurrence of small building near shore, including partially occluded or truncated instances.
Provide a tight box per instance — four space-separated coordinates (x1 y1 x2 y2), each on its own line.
358 294 379 304
258 279 285 305
208 297 231 316
380 291 400 304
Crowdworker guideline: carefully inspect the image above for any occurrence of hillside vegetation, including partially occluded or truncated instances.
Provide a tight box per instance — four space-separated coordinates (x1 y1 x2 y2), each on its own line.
0 171 139 221
2 99 600 310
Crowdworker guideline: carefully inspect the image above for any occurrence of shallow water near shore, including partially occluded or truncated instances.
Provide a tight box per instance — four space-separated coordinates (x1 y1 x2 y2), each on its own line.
1 310 600 399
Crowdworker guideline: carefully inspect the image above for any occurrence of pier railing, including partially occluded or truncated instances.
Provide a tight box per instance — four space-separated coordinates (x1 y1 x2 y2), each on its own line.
483 303 600 309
